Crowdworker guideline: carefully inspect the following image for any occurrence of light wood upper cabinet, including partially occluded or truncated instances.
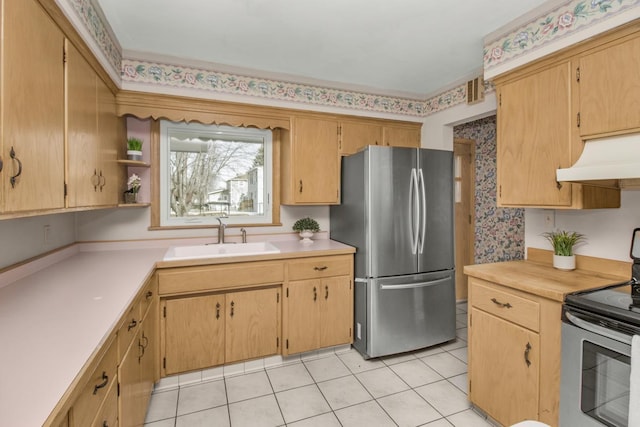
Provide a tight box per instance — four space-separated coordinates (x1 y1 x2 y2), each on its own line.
497 61 573 207
578 34 640 137
1 0 65 213
66 42 118 208
339 120 383 156
281 115 340 204
383 124 421 148
496 59 620 209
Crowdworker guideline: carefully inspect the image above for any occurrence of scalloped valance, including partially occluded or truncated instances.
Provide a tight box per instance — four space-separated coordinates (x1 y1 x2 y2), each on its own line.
116 90 291 130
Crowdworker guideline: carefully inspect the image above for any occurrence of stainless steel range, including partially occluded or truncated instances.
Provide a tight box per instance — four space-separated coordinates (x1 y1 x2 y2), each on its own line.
560 229 640 427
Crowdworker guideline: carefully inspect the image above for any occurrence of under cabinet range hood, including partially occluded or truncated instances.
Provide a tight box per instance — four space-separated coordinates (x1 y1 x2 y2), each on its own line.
556 133 640 187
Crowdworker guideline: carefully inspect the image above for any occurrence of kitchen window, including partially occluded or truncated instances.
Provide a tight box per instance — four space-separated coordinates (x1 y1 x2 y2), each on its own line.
159 120 273 226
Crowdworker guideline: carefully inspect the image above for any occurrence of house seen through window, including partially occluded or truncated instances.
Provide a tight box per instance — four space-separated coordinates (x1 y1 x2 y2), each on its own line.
159 121 273 226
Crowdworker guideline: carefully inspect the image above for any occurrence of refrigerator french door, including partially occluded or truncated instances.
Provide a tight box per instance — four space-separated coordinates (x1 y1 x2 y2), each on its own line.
331 146 456 358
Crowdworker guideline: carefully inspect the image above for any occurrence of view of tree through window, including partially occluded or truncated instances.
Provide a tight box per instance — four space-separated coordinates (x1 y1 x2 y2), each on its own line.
160 121 272 225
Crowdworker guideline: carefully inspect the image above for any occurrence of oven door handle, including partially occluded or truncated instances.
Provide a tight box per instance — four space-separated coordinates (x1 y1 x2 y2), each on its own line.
565 311 633 345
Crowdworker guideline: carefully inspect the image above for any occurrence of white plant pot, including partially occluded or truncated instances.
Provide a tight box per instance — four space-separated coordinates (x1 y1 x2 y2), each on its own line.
553 254 575 271
127 150 143 161
299 230 314 244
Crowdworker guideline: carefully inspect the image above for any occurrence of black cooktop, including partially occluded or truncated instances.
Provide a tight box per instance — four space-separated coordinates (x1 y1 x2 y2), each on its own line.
565 281 640 327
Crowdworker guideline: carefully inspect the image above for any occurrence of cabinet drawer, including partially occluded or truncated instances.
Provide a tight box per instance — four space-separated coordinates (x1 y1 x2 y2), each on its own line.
118 301 141 361
71 341 117 427
90 379 117 427
158 261 284 295
471 280 540 332
140 277 157 320
288 256 352 280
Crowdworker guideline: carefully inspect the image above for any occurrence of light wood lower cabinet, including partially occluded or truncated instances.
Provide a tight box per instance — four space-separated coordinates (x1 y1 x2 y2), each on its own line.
284 255 354 355
161 286 281 375
468 277 562 426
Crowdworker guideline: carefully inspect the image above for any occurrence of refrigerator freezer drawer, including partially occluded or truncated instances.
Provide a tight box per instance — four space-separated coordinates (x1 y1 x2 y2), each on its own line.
354 271 456 359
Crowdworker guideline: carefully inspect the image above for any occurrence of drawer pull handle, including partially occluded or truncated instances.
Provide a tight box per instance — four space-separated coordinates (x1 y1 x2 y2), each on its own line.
491 298 512 309
314 266 328 271
141 332 149 349
313 286 317 301
524 342 532 367
127 319 138 331
216 302 221 319
93 371 108 395
325 285 329 300
230 301 235 317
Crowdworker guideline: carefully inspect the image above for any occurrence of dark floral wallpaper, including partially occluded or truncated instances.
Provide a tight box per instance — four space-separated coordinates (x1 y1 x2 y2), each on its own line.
453 116 525 264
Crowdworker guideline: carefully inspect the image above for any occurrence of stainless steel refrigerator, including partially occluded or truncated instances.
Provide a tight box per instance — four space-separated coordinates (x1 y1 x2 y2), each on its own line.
330 145 456 359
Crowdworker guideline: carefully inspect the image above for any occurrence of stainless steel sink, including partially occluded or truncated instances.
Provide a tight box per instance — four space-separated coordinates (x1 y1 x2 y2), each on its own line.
163 241 280 261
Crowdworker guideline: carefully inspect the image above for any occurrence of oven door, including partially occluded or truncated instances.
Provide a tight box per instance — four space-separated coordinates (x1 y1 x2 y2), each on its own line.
560 308 632 427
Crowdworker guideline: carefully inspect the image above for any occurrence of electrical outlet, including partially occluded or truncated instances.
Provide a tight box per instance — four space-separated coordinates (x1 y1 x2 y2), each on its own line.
43 225 51 244
543 210 555 229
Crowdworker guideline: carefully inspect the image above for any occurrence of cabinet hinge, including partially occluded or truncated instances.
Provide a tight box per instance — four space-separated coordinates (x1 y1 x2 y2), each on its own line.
277 337 279 347
62 46 67 64
63 182 67 197
349 327 352 337
499 93 502 107
286 339 289 349
117 382 120 397
577 112 581 128
163 357 166 369
499 185 502 198
277 292 280 303
163 306 167 318
350 280 352 290
469 379 472 394
470 313 472 327
286 288 289 298
469 214 472 225
576 67 580 82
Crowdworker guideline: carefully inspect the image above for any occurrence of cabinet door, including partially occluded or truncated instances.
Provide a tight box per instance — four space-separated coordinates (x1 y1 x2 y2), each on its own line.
469 308 539 426
2 0 65 212
118 334 141 427
579 35 640 136
163 294 225 375
497 61 573 207
139 299 157 417
292 117 339 204
225 287 281 363
340 121 382 156
383 125 421 148
285 279 320 354
96 77 119 206
67 42 99 208
319 276 353 348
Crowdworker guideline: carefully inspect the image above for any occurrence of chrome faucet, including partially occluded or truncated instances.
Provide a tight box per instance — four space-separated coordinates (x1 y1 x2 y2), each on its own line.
216 216 227 244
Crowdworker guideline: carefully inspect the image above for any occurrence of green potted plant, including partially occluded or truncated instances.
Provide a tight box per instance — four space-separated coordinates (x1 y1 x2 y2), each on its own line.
542 230 586 270
127 137 144 161
292 217 320 243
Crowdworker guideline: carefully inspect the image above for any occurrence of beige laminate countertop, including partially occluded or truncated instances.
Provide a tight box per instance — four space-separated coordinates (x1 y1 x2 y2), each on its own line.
0 238 354 427
464 260 629 302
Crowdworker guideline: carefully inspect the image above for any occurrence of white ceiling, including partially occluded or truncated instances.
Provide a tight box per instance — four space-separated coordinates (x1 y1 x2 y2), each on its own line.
96 0 549 99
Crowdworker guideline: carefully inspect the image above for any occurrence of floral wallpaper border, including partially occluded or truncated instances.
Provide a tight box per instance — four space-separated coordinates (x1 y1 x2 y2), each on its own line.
484 0 640 72
66 0 122 74
65 0 633 118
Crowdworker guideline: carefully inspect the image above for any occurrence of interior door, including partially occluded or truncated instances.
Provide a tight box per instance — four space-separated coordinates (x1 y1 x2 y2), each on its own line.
367 146 418 277
418 149 454 273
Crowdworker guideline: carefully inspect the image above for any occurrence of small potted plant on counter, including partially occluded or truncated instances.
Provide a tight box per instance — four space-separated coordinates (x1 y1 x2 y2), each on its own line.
293 217 320 244
124 173 141 204
127 137 144 161
543 230 586 271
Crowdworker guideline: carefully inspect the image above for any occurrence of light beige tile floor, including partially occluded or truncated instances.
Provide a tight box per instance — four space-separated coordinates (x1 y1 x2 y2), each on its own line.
144 302 494 427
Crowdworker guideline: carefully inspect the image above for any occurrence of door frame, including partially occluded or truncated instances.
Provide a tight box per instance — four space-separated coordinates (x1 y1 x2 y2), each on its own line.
453 138 476 300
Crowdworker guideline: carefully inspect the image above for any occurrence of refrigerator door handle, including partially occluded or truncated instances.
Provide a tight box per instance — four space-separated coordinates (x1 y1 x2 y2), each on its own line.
410 168 419 255
379 277 450 290
418 168 427 254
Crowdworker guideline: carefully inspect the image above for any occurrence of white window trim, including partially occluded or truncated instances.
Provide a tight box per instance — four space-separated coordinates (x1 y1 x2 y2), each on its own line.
159 120 273 226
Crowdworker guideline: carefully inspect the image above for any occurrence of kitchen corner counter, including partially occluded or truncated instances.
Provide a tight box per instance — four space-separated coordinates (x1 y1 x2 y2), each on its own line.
0 238 355 427
463 259 629 302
